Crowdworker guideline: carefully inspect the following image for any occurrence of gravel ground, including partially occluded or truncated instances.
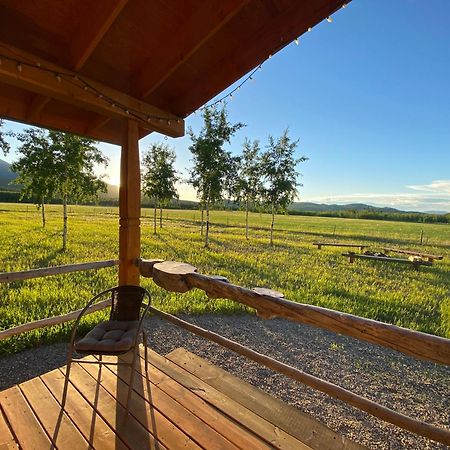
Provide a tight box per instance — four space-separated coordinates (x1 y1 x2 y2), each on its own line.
0 313 448 450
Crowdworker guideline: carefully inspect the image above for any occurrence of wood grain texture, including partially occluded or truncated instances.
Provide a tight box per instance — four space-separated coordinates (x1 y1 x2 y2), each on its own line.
119 119 141 285
0 43 184 138
113 354 270 449
0 386 52 449
151 308 450 446
0 299 111 341
0 259 118 283
152 261 197 293
167 348 365 450
188 272 450 365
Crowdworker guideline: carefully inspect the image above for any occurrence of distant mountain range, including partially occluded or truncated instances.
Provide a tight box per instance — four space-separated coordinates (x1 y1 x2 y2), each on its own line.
290 202 413 214
0 158 119 197
1 158 448 214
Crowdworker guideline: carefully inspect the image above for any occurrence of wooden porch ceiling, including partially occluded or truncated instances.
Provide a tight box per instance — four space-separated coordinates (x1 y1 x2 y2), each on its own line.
0 0 347 145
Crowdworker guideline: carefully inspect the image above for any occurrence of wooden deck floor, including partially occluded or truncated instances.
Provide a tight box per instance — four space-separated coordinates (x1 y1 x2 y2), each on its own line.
0 346 363 450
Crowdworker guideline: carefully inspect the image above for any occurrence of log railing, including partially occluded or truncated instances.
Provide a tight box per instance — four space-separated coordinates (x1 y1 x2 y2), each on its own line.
139 259 450 366
150 306 450 446
0 299 112 341
0 259 119 339
0 259 119 284
137 258 450 446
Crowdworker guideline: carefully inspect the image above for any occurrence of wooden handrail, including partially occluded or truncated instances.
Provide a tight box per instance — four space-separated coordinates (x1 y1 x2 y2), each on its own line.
150 306 450 446
0 259 119 284
139 259 450 365
0 299 111 341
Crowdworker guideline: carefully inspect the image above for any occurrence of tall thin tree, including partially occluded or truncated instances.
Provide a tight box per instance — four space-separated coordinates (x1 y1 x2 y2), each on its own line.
260 129 307 245
142 143 179 235
188 106 244 248
234 138 263 239
12 129 108 248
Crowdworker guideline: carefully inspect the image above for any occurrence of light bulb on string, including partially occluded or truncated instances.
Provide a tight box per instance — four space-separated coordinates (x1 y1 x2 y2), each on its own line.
307 27 312 32
55 73 62 82
294 37 299 45
17 64 22 72
326 16 333 23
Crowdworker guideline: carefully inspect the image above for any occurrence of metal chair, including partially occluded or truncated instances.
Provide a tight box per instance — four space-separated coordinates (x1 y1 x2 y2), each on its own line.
61 285 151 413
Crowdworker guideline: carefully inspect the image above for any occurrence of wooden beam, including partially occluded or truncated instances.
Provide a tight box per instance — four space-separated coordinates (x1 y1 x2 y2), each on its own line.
139 260 450 365
0 299 111 341
0 259 119 284
119 119 140 285
134 0 250 99
85 114 113 135
27 94 50 120
70 0 129 71
0 43 184 138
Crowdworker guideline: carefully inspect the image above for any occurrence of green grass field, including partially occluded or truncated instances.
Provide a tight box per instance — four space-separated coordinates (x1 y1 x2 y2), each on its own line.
0 203 449 354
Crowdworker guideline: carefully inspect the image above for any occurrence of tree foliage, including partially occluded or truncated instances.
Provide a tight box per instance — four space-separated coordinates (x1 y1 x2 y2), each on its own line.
188 105 244 246
260 129 307 244
234 138 263 239
0 120 13 156
12 129 108 247
141 142 179 234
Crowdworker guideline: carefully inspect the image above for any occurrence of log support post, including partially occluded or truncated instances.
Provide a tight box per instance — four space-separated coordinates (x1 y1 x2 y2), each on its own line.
119 119 141 285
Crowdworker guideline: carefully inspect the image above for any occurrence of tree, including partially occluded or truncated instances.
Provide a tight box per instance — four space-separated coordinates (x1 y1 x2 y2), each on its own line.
0 119 13 155
188 106 244 248
260 129 307 245
12 129 108 249
11 129 57 228
234 138 263 239
141 143 179 235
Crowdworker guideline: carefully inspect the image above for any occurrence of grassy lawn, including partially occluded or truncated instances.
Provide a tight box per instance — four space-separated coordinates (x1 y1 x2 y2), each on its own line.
0 202 449 354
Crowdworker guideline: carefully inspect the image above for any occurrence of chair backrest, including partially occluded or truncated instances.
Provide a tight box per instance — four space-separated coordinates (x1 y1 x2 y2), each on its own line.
109 285 149 321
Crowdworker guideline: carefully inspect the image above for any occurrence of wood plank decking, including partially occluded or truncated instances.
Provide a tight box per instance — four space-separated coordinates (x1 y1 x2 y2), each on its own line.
0 345 363 450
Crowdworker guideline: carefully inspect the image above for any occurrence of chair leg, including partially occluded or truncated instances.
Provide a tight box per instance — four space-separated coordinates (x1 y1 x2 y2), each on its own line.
125 347 138 414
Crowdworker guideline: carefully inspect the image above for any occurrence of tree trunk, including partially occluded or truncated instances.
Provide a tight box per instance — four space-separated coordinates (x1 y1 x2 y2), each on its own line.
41 196 46 228
200 208 204 236
245 198 249 240
153 197 157 235
270 202 275 246
62 195 68 251
205 202 210 248
159 206 163 228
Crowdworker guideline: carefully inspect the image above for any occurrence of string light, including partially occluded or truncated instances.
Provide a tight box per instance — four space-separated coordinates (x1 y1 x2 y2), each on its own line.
0 2 348 122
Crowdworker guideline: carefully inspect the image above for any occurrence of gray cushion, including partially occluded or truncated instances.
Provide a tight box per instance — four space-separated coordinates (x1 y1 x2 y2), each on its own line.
75 320 139 354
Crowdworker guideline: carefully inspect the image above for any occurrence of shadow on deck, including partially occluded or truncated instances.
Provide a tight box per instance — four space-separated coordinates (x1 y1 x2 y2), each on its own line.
0 345 364 449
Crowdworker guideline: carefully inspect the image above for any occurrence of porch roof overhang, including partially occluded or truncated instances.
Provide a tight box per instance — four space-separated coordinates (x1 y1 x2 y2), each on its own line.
0 0 347 144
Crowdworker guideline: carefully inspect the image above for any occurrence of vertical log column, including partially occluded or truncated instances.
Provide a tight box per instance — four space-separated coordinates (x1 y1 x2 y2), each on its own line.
119 119 141 285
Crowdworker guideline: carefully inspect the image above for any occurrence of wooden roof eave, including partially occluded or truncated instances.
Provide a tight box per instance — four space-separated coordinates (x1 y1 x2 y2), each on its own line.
0 43 184 145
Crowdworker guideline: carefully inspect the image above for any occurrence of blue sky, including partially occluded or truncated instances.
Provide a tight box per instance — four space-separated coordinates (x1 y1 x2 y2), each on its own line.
3 0 450 212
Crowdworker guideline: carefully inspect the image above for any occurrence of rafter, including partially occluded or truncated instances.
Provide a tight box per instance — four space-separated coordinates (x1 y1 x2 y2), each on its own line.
70 0 129 71
0 43 184 138
133 0 250 100
171 1 344 115
27 94 50 120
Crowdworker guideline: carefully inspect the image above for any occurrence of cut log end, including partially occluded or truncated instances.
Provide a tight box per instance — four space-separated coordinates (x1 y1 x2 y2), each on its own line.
152 261 197 293
138 258 164 277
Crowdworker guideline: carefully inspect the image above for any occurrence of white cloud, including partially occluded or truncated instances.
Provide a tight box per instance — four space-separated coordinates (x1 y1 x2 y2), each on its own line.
307 180 450 213
406 180 450 194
